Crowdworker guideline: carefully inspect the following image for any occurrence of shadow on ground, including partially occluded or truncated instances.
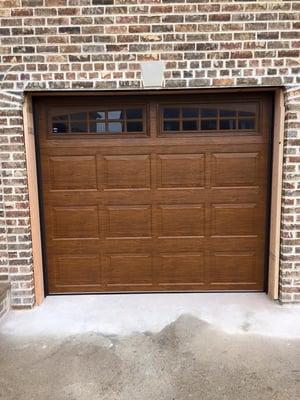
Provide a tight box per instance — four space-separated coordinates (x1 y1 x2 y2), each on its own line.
0 315 299 400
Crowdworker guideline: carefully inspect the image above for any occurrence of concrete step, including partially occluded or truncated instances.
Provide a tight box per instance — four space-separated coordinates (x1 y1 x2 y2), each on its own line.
0 282 10 321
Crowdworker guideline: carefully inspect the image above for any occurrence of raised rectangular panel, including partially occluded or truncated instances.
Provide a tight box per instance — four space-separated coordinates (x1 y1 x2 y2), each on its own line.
103 155 151 189
158 253 204 284
49 156 97 190
211 153 259 188
210 252 256 284
211 203 257 237
157 154 205 188
55 255 101 286
104 205 152 238
106 254 153 285
158 205 205 237
52 206 99 239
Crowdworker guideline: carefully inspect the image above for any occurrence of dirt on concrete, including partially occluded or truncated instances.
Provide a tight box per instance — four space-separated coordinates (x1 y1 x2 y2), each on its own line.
0 315 299 400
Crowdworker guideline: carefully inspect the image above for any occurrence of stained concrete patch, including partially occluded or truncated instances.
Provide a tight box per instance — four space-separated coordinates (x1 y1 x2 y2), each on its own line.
0 315 299 400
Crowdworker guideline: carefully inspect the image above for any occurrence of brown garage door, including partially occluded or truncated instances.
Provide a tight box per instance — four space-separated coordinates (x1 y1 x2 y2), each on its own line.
35 92 272 294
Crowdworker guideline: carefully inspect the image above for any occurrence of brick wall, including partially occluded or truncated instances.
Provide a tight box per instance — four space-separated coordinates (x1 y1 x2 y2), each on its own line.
1 0 300 91
0 0 300 305
280 87 300 303
0 91 35 308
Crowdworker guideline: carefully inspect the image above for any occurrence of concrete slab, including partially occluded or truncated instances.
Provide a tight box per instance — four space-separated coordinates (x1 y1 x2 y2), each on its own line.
1 293 300 338
1 314 300 400
1 294 300 400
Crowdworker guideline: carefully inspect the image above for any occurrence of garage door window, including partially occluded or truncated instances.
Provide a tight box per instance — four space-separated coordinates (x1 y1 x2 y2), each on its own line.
51 107 145 136
161 103 257 133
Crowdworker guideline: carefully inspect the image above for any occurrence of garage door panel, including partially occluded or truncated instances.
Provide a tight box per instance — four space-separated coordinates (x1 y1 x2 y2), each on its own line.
53 255 102 288
103 254 153 287
102 205 152 239
211 152 259 188
49 156 97 191
51 206 99 239
209 252 259 285
157 205 205 238
211 203 258 237
158 253 205 285
102 154 151 190
157 154 205 188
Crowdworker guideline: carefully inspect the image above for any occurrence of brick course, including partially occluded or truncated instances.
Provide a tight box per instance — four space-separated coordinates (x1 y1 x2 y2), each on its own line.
0 0 300 306
280 87 300 303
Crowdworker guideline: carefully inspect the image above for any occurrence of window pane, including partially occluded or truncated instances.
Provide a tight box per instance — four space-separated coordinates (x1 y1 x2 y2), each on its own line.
201 109 217 118
89 111 105 120
238 119 255 130
183 120 198 130
164 108 180 118
108 110 123 120
90 122 106 133
127 121 143 132
126 108 143 119
239 111 255 117
108 122 123 133
220 109 236 118
182 108 198 118
164 121 180 131
201 119 217 130
52 122 68 134
53 114 68 122
220 119 236 130
70 112 87 121
71 122 87 133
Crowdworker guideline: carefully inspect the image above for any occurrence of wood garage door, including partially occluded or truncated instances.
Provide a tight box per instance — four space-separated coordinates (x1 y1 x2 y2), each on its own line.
35 92 272 294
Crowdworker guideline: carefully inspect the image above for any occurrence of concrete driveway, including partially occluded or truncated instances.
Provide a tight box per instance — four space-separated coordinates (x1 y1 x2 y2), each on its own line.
0 293 300 400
